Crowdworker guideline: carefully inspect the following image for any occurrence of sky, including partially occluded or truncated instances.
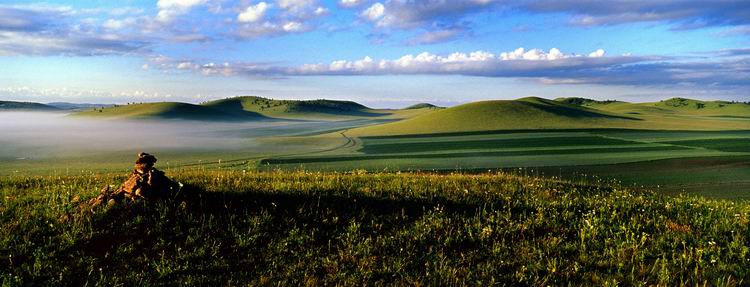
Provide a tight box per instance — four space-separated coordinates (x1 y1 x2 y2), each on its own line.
0 0 748 108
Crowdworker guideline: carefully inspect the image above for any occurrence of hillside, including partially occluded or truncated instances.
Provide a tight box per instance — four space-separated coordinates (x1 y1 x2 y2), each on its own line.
3 169 749 285
47 102 114 110
560 97 750 117
404 103 441 110
349 97 639 136
73 102 263 121
0 100 59 111
74 96 415 121
203 96 386 120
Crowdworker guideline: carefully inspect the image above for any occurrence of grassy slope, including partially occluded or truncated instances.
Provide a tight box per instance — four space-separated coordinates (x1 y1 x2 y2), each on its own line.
561 97 750 117
0 101 59 111
203 96 432 121
2 170 749 285
349 97 639 136
74 96 437 122
73 102 259 121
403 103 442 110
350 97 750 136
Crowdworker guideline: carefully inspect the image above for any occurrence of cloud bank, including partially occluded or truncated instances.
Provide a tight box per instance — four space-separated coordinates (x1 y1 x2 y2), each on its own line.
147 47 749 90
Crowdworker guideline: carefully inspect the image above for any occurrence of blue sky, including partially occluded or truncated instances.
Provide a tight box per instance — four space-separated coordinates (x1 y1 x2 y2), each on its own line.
0 0 748 107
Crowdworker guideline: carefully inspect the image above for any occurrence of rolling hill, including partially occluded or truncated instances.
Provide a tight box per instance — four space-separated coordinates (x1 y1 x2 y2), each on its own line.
73 102 263 121
0 100 60 111
404 103 442 110
74 96 438 121
47 102 114 110
202 96 385 120
348 97 640 136
558 97 750 117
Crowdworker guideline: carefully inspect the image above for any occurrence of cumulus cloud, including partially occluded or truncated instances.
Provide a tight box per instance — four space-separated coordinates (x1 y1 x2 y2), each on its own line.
156 0 206 22
0 5 149 56
355 0 496 44
238 2 269 23
353 0 750 44
152 47 750 90
362 3 385 22
102 18 138 30
339 0 363 8
234 0 328 38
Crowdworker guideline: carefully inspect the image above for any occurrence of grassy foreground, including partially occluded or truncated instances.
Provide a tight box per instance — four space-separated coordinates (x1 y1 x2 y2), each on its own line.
1 170 749 285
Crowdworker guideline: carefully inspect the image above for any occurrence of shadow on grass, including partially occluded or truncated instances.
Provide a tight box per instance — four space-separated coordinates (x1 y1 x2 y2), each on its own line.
64 184 486 285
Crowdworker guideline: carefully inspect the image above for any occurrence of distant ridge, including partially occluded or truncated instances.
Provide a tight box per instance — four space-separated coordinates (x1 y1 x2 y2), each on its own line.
0 100 59 111
555 97 623 106
47 102 114 110
73 102 261 121
404 103 442 110
203 96 378 120
73 96 397 121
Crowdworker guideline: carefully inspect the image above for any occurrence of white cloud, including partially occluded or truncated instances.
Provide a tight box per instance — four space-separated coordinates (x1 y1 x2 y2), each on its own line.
339 0 362 8
234 0 327 38
238 2 269 23
173 47 620 77
277 0 316 14
176 62 193 69
362 3 385 21
282 21 303 32
156 0 206 22
499 48 576 60
314 7 328 16
102 18 137 30
588 49 605 58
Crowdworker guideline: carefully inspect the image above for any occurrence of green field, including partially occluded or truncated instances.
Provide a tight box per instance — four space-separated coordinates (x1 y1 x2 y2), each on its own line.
2 170 750 285
261 129 750 198
3 97 750 285
4 96 750 199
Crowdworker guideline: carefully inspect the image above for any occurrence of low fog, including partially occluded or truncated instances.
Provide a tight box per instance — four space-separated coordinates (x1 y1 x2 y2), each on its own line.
0 112 340 161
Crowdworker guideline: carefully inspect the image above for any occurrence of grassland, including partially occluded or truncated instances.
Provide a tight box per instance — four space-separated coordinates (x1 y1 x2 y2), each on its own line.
261 129 750 198
2 169 750 285
349 97 750 136
74 96 438 122
7 96 750 199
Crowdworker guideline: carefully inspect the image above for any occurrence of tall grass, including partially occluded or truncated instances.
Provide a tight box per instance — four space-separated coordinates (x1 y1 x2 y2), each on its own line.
1 169 748 285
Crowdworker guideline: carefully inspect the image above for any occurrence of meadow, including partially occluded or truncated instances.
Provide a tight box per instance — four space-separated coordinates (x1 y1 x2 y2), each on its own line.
2 169 750 285
2 97 750 285
263 129 750 199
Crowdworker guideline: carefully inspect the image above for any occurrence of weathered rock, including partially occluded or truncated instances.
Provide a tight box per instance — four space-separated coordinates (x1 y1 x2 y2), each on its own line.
83 152 179 211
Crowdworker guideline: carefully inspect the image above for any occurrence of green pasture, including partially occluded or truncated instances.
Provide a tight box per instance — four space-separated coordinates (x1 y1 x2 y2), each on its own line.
263 129 750 198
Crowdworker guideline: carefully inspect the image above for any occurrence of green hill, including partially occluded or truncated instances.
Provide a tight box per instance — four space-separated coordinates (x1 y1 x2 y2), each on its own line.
648 98 750 116
0 100 59 111
554 97 623 106
560 97 750 117
203 96 385 120
73 102 262 121
404 103 441 110
349 97 638 136
73 96 418 121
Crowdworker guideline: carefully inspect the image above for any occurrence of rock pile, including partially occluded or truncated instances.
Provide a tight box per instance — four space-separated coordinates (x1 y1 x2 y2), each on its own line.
86 152 180 209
